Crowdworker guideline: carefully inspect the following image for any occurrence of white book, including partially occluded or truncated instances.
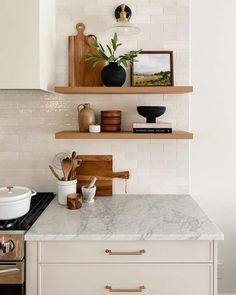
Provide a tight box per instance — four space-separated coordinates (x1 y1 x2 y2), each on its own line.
133 122 172 129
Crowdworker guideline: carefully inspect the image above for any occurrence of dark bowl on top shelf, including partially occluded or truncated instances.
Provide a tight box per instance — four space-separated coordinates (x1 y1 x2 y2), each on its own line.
137 106 166 123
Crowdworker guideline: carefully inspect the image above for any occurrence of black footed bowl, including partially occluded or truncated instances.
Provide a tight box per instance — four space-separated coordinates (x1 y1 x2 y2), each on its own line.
137 106 166 123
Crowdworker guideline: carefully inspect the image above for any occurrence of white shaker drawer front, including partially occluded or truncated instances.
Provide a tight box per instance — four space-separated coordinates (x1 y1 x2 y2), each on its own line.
39 264 213 295
39 241 212 263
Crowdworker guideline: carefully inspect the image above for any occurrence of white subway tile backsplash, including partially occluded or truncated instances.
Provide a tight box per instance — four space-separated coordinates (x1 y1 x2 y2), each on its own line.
163 40 189 50
177 0 189 7
150 0 177 7
0 0 190 194
151 15 177 24
176 14 189 24
164 7 189 16
0 152 19 160
135 6 163 15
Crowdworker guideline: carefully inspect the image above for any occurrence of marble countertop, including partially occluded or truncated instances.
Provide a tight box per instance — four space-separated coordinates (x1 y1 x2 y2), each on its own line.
25 195 223 241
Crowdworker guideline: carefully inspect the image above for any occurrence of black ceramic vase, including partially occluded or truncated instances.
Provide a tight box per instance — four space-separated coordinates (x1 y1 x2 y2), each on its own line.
101 62 126 87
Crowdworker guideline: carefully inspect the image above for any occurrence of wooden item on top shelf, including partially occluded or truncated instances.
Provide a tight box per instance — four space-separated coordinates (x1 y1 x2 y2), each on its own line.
67 193 83 210
101 110 122 132
75 155 129 196
68 23 105 87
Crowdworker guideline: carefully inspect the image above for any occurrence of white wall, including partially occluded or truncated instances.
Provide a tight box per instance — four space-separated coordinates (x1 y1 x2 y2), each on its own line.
191 0 236 293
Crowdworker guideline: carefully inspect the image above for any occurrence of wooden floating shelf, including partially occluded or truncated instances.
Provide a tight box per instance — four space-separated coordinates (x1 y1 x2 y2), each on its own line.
55 131 193 140
54 86 193 94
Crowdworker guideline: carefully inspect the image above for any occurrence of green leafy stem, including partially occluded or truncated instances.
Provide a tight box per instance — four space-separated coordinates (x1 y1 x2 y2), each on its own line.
86 33 142 68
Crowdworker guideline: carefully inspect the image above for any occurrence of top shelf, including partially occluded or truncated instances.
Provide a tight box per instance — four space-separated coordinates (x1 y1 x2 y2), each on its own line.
54 86 193 94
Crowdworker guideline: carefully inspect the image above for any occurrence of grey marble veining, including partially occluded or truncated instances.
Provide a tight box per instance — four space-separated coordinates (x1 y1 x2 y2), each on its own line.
25 195 223 241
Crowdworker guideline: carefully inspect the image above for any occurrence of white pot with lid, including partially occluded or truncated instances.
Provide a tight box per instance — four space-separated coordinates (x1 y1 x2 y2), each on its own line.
0 186 36 220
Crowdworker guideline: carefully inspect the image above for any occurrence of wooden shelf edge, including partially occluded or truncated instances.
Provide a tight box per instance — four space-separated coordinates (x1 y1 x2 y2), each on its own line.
54 86 193 94
55 131 193 140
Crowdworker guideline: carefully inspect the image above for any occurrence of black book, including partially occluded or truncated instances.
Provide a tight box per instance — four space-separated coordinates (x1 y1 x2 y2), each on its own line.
133 128 172 134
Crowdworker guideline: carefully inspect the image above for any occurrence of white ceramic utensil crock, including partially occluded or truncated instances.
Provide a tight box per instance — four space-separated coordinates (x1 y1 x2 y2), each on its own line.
0 186 36 220
57 180 77 205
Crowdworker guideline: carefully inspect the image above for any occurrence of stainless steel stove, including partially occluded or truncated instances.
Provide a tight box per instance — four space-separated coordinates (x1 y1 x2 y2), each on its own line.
0 192 55 295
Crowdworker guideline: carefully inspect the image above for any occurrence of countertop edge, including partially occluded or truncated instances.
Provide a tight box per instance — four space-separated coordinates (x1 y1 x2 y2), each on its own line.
25 234 224 241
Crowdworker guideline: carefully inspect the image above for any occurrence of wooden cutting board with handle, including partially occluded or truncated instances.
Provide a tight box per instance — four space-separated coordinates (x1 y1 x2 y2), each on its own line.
76 155 129 196
68 22 105 87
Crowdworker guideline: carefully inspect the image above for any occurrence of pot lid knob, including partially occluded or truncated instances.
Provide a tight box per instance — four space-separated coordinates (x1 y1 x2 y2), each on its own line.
6 186 13 193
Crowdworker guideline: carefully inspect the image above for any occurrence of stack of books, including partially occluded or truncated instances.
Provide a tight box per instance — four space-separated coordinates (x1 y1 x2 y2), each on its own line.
133 122 172 133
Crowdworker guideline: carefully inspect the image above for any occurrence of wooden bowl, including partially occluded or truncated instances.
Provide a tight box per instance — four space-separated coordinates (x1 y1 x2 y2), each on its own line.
101 117 121 125
101 110 121 118
101 125 121 132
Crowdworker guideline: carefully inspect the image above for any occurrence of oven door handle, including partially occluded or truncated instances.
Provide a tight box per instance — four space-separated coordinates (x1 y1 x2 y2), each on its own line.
0 268 20 276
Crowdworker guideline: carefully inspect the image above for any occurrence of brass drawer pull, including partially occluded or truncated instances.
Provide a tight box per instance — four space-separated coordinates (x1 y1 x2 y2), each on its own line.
105 285 145 292
105 249 146 256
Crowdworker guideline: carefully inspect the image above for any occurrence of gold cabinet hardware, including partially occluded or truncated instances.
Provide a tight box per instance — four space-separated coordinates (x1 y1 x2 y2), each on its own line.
105 285 145 292
105 249 146 256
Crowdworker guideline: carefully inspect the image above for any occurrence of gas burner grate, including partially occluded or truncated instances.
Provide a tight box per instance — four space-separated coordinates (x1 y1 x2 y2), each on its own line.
0 192 55 231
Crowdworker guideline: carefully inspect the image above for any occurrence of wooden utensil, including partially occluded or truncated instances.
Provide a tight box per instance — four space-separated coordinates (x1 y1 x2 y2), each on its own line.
49 165 61 181
68 151 78 180
69 159 82 181
61 158 73 181
76 155 129 196
71 151 77 180
68 23 105 87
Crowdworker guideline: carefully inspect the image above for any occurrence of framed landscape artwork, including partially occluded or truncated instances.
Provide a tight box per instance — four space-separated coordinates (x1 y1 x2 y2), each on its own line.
131 51 174 87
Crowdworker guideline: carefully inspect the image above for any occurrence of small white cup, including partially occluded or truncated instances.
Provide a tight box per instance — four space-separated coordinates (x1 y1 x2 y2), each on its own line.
57 180 77 205
89 125 101 133
82 185 96 203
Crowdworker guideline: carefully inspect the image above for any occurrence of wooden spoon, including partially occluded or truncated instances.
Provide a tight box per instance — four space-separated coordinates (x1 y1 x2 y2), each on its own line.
69 159 82 181
49 165 61 181
61 158 73 181
68 151 76 180
72 151 76 159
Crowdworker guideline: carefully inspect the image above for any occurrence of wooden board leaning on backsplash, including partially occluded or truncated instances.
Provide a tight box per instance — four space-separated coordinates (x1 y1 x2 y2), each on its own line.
76 155 129 196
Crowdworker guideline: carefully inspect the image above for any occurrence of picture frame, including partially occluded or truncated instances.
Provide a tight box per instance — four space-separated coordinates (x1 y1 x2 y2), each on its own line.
131 51 174 87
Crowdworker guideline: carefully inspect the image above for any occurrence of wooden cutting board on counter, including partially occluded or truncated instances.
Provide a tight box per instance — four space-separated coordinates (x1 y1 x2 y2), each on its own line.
76 155 129 196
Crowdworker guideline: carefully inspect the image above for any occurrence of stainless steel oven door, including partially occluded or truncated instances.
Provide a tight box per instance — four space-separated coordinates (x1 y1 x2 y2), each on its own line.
0 232 24 261
0 261 25 295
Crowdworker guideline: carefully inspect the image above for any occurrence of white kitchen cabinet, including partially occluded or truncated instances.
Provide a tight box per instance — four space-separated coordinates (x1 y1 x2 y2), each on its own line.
39 264 212 295
0 0 55 90
38 240 213 263
27 240 218 295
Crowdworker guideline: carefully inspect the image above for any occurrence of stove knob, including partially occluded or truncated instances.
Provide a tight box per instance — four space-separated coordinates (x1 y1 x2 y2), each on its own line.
1 240 15 254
